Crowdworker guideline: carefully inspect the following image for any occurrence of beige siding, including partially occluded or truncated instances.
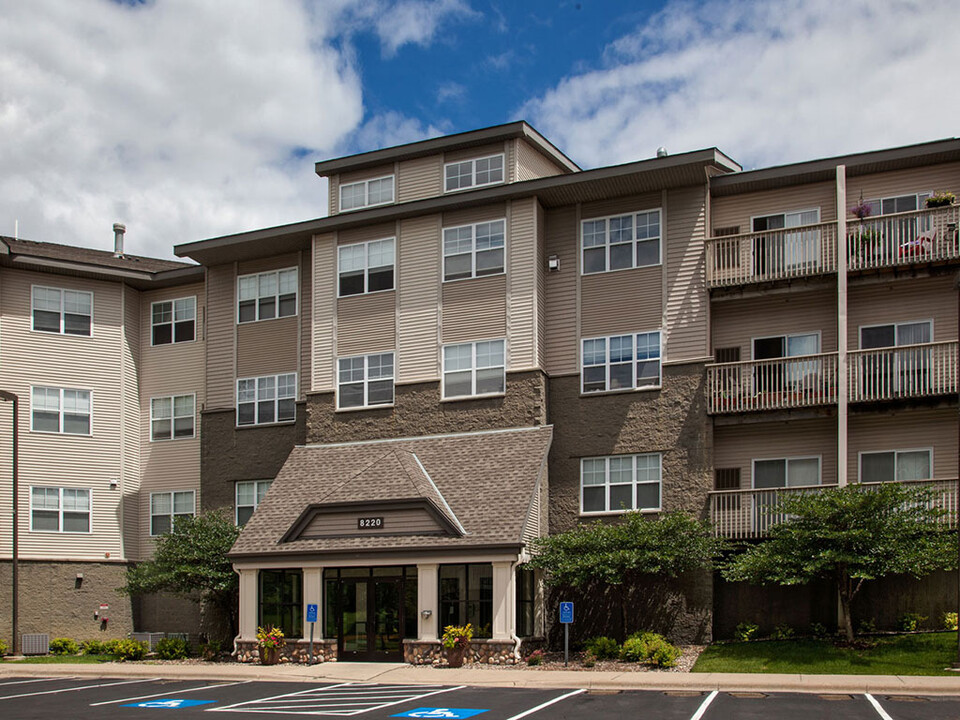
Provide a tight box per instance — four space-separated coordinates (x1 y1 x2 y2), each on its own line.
665 186 709 361
238 253 299 276
337 291 397 356
398 155 442 203
299 250 312 398
444 142 506 164
712 288 838 357
398 216 441 383
328 173 339 217
339 164 394 186
508 197 539 369
312 234 337 391
237 316 299 378
582 192 660 220
338 222 396 246
849 408 957 482
536 201 546 368
0 396 11 558
543 206 578 375
442 275 507 343
710 181 837 234
301 507 443 537
849 274 957 347
847 162 960 209
581 267 662 337
121 284 141 560
442 203 507 229
515 138 566 182
714 417 838 487
205 264 237 409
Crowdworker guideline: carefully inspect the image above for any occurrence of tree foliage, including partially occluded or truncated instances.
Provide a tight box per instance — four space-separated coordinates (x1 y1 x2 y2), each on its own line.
722 482 957 642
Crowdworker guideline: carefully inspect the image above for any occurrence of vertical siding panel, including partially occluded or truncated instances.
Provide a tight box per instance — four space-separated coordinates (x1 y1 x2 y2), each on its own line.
398 216 441 382
121 284 141 560
328 173 339 216
300 251 312 399
536 202 546 368
205 265 236 410
543 206 578 375
665 186 709 361
509 197 537 368
516 139 566 182
312 234 336 391
398 155 442 203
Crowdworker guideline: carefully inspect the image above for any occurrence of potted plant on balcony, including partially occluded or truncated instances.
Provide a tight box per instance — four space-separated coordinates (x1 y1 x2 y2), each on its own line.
925 191 956 208
441 623 473 668
256 625 285 665
848 198 882 262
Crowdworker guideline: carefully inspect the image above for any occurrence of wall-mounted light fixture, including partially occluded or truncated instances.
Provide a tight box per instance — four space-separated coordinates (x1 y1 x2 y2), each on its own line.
547 255 560 272
420 609 432 618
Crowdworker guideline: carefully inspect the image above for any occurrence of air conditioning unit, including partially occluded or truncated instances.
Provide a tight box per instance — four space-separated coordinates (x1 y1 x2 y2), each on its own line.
22 633 49 655
131 632 165 651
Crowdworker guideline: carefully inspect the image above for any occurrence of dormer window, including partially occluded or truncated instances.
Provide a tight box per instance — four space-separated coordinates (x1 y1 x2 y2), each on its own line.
444 154 504 192
339 176 394 212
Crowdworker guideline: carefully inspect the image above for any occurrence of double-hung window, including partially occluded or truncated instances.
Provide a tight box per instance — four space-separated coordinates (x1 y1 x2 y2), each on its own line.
444 154 504 192
237 373 296 426
338 352 395 409
236 480 272 526
581 209 661 274
442 340 505 399
151 297 196 345
338 238 395 296
339 175 395 211
752 457 821 489
238 268 297 322
860 449 932 484
581 453 662 514
443 220 505 281
31 386 91 435
150 490 195 536
32 286 92 336
150 395 196 441
581 331 661 393
31 487 90 532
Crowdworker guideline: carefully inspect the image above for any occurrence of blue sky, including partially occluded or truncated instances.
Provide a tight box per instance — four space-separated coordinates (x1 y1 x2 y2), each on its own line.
1 0 957 259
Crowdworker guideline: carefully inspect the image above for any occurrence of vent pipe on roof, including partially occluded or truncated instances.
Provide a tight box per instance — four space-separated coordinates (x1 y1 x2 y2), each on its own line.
656 147 668 158
113 223 126 257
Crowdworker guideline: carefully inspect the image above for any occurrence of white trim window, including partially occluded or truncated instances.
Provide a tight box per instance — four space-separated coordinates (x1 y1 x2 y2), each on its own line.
860 449 932 483
31 487 91 533
581 453 662 514
858 192 933 217
752 456 821 488
582 331 661 393
31 386 91 435
150 490 195 536
32 286 92 336
338 238 395 296
151 297 196 345
444 154 505 192
339 175 395 212
236 480 272 526
150 394 196 441
238 268 297 323
338 352 395 409
581 209 661 274
442 340 505 399
443 220 505 281
237 373 296 426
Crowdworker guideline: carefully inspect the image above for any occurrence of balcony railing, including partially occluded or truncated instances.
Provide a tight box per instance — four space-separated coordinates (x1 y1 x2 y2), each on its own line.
709 478 958 539
847 204 960 272
848 341 958 403
707 353 838 414
706 221 838 287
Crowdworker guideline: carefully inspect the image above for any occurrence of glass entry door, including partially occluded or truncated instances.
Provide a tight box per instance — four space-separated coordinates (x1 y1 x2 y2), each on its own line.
336 578 404 661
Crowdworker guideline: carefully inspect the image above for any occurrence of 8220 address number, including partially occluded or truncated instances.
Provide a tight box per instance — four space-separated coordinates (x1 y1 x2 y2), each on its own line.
357 517 384 529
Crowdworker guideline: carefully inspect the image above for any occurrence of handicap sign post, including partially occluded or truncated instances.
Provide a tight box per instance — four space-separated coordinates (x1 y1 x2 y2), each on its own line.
559 601 574 666
306 603 318 664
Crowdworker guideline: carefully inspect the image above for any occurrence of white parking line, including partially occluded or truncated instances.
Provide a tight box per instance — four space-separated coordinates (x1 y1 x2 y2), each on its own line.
689 690 718 720
0 677 69 687
504 689 586 720
209 683 465 716
90 680 252 706
0 677 160 701
865 693 895 720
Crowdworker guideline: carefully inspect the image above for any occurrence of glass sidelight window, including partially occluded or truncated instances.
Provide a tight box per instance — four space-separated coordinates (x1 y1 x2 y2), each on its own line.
439 564 493 638
259 569 302 639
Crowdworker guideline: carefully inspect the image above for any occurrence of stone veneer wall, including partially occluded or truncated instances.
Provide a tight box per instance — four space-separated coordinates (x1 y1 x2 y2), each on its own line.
306 371 547 444
236 638 338 663
403 639 520 666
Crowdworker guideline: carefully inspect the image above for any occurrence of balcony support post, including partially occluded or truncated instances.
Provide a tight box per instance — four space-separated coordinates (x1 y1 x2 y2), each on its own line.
836 165 848 487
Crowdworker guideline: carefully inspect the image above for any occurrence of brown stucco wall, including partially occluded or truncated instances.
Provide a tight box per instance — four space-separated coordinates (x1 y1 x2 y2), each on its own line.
306 370 548 444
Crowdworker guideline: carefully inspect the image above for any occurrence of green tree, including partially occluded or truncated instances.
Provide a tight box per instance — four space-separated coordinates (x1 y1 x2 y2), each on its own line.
120 511 241 641
722 483 956 643
528 511 722 641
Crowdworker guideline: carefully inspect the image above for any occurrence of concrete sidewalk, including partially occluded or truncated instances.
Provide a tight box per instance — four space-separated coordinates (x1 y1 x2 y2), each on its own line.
3 660 960 695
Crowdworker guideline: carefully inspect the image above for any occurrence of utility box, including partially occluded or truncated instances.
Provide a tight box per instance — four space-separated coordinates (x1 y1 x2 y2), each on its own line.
21 634 50 655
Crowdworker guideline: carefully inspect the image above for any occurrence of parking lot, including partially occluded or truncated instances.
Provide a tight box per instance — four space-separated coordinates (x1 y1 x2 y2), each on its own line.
3 676 960 720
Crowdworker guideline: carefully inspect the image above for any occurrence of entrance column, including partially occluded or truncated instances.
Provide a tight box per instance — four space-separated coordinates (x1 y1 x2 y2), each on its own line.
237 568 258 641
417 563 438 641
491 561 514 641
303 567 323 639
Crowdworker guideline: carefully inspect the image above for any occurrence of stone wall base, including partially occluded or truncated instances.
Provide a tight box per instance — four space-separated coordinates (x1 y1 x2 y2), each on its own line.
236 638 338 664
403 639 520 666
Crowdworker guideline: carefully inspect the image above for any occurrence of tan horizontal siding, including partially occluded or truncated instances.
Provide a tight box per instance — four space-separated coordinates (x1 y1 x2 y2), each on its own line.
328 173 338 216
849 408 957 482
711 181 837 234
121 284 141 560
0 409 11 557
543 206 578 375
338 222 396 245
312 234 336 391
442 275 507 344
445 142 505 164
398 215 441 382
238 253 300 276
536 202 546 368
516 138 565 182
301 507 443 537
339 163 394 186
582 192 661 221
205 264 236 409
508 197 539 368
849 274 957 347
398 155 442 203
237 316 299 378
665 186 708 361
581 266 662 337
442 203 507 228
337 291 397 356
847 162 960 208
138 441 201 558
141 282 206 402
299 249 312 399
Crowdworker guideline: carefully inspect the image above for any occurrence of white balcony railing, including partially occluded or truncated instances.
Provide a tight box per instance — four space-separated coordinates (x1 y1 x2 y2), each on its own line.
709 478 958 539
847 204 960 272
847 341 958 403
706 353 838 414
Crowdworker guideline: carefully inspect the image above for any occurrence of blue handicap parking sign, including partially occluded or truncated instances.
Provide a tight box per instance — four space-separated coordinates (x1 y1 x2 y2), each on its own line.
560 601 574 624
123 699 216 709
307 603 318 623
392 709 488 719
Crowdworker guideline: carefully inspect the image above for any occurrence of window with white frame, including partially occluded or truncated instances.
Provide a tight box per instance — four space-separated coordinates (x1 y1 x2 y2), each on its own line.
857 192 933 217
860 449 932 484
150 395 196 441
236 480 272 526
339 175 395 212
581 210 661 274
152 297 196 345
32 286 92 336
237 268 297 323
752 457 821 488
444 154 504 192
582 331 661 393
581 453 662 514
443 220 505 281
443 340 505 399
338 238 395 296
237 373 296 426
150 490 195 536
338 352 394 409
31 487 90 532
31 386 91 435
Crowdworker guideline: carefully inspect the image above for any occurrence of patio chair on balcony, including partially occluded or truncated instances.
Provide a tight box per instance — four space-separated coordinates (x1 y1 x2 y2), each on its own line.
899 227 935 259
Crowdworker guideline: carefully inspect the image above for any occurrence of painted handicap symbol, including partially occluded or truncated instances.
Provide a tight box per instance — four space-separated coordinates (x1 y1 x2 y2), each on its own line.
122 698 216 709
392 709 487 719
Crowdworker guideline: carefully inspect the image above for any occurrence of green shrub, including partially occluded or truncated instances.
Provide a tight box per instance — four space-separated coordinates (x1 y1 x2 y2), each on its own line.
646 637 681 668
926 191 956 208
899 613 926 632
583 636 620 660
808 622 829 639
156 637 189 660
619 631 681 668
201 640 222 661
735 622 759 642
581 650 596 668
106 638 148 661
943 612 958 632
0 639 7 656
49 638 80 656
525 649 544 666
769 624 795 641
79 639 108 655
857 618 877 635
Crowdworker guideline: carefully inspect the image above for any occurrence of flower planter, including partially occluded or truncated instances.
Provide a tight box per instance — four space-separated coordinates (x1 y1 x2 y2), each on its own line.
446 645 466 668
259 646 280 665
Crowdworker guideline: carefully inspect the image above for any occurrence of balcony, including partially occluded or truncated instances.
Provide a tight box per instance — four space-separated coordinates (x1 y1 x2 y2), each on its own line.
848 341 958 403
709 478 958 539
707 353 838 414
847 204 960 272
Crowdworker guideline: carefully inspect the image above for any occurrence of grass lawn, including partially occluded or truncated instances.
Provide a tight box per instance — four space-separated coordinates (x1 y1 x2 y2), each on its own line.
3 654 116 664
692 632 960 676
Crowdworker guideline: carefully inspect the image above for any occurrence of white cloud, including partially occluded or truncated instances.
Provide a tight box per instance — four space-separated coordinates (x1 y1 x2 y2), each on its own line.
436 81 467 104
521 0 960 170
348 111 447 152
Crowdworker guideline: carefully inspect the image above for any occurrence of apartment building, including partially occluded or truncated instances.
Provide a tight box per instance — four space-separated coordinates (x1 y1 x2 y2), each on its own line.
0 232 205 646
